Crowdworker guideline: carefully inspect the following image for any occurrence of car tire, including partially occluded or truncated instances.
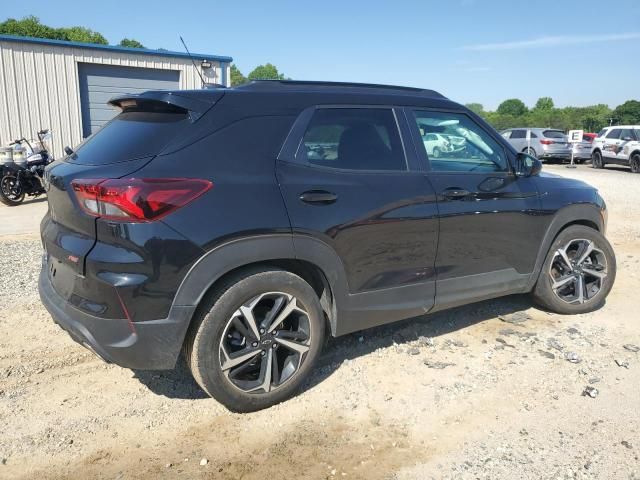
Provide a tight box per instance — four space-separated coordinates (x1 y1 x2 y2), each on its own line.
630 153 640 173
592 151 604 169
533 225 616 315
184 266 325 412
524 147 537 158
432 147 441 158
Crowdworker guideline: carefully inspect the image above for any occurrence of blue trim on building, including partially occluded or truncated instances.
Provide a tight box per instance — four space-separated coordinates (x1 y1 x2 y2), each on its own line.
0 34 232 63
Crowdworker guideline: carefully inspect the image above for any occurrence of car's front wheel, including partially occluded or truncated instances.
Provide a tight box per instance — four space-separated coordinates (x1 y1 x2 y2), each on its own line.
630 153 640 173
592 151 605 169
185 267 325 412
533 225 616 314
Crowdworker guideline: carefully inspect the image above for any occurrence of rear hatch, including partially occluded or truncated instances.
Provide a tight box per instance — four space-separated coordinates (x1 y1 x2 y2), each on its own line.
541 129 571 152
42 90 221 298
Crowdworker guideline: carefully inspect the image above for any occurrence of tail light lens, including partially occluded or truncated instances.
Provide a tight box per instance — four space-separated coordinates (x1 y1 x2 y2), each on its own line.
71 178 212 222
540 139 555 145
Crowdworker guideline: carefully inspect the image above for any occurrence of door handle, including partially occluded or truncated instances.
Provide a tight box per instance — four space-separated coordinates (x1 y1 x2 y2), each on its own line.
299 190 338 204
441 187 471 200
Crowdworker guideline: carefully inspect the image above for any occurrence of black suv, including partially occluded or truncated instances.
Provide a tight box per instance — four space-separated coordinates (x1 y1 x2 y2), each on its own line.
39 81 616 412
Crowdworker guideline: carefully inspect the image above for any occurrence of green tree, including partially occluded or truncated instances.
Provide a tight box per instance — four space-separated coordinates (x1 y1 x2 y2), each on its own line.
496 98 528 117
534 97 554 111
0 15 107 44
0 15 64 40
119 38 145 49
612 100 640 125
465 103 485 116
230 64 247 86
247 63 285 81
61 26 107 44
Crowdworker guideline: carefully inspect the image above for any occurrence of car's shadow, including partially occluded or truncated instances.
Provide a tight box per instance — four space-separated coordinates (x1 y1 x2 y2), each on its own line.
132 294 534 401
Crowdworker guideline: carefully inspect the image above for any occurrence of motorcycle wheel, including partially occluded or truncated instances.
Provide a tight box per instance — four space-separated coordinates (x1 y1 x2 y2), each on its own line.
0 175 25 206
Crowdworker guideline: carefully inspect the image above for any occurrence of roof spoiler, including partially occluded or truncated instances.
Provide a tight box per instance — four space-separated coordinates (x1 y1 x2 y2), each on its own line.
108 90 224 120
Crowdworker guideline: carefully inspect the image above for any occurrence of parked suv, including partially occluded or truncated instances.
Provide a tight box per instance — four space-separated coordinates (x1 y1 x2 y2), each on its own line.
591 125 640 173
39 81 616 412
501 128 572 162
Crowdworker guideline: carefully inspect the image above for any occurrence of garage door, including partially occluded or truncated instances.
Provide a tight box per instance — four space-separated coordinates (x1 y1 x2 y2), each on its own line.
78 63 180 137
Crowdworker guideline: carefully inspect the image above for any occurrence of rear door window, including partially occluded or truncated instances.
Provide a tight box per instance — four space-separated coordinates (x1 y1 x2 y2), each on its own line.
69 108 191 165
510 130 525 139
298 108 407 171
606 129 621 139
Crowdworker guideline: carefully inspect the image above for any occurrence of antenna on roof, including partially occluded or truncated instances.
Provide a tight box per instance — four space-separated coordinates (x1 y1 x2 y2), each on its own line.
179 36 206 88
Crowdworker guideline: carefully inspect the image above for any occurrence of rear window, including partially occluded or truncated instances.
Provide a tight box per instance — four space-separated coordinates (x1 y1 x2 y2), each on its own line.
68 110 191 165
543 130 566 139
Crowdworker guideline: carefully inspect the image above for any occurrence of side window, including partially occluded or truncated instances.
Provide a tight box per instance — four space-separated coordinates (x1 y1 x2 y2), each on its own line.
606 129 621 139
411 110 508 173
299 108 406 171
501 131 512 139
619 129 633 140
510 130 525 139
596 129 606 138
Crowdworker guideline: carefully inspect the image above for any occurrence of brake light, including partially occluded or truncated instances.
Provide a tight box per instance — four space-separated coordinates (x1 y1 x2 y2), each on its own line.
71 178 212 222
540 139 555 145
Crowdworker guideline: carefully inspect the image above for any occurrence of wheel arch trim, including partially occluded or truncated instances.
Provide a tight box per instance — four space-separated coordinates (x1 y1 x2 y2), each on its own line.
528 204 605 290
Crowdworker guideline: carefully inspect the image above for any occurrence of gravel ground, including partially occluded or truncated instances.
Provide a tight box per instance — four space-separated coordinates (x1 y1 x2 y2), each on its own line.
0 163 639 479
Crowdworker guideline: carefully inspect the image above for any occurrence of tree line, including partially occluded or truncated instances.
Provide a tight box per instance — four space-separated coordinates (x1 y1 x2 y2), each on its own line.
466 97 640 133
0 16 145 48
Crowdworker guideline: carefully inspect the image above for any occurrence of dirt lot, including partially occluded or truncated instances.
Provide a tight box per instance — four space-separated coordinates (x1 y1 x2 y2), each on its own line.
1 164 639 480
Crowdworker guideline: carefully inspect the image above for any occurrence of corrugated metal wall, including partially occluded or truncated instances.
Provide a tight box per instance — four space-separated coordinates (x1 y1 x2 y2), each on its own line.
0 39 225 158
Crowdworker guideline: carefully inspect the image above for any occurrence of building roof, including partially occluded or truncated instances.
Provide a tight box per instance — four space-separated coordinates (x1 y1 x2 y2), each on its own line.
0 33 232 63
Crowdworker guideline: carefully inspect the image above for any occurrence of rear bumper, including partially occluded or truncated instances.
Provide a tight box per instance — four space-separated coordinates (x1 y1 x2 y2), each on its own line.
39 264 196 370
540 151 572 161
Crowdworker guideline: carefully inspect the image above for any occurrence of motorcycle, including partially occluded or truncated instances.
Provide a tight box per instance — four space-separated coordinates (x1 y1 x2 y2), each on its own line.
0 129 54 206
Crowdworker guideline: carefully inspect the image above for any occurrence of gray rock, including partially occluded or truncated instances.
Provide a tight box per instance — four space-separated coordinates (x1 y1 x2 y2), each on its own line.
424 360 455 369
564 352 582 363
418 336 435 347
582 386 599 398
408 347 420 356
499 312 531 324
496 338 515 348
623 344 640 353
614 359 629 368
621 440 633 449
538 349 556 360
547 338 564 352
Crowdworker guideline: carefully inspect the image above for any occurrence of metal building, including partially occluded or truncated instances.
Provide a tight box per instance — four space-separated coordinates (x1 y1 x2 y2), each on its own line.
0 34 232 157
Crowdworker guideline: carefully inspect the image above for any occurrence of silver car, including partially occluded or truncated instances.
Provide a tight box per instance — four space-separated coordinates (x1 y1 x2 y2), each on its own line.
501 128 572 162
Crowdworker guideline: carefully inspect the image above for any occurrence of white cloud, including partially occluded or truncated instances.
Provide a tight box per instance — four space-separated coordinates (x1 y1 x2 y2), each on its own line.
462 33 640 51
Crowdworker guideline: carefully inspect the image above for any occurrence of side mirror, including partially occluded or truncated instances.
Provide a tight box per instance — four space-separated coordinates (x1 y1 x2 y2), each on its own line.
64 146 74 156
515 152 542 177
623 136 632 142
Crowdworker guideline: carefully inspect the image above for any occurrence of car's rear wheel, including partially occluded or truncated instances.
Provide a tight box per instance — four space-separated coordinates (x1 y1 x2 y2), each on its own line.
184 267 325 412
533 225 616 314
630 153 640 173
592 151 605 169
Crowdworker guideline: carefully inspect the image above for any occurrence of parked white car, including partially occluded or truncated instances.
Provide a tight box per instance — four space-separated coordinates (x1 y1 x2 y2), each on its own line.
591 126 640 173
422 133 453 158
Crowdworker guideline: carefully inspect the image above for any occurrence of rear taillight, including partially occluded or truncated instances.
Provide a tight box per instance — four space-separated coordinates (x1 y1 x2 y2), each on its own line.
71 178 212 222
540 139 555 145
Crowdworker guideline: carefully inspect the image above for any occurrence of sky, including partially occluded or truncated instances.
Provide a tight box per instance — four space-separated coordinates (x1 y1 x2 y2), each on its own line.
4 0 640 110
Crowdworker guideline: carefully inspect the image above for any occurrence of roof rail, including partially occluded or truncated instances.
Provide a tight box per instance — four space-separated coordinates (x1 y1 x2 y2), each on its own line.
235 80 445 98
